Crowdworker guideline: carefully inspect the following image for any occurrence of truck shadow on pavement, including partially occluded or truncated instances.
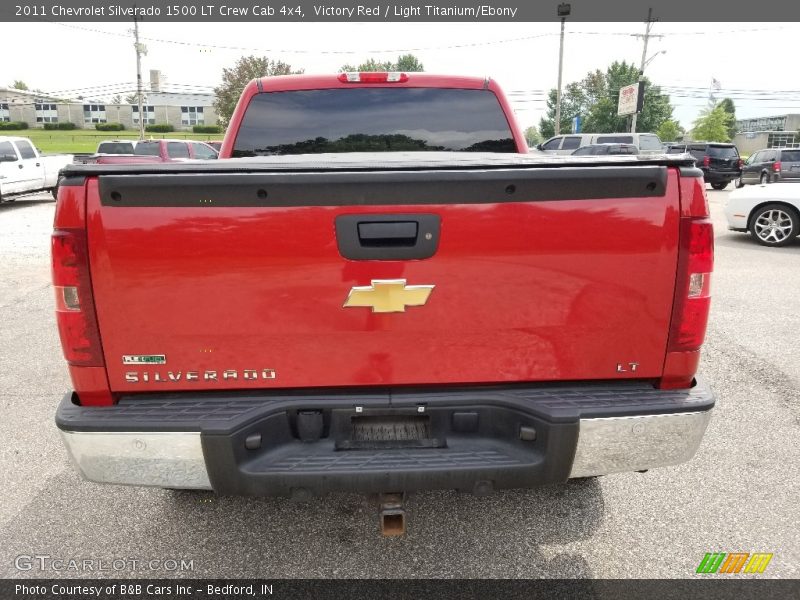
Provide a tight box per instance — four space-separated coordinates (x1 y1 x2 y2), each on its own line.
1 472 602 579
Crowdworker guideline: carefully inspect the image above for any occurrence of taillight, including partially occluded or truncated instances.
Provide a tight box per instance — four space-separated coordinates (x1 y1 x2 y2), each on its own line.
738 159 743 169
773 161 781 172
52 229 104 366
702 156 710 167
667 218 713 351
661 175 714 389
337 72 409 83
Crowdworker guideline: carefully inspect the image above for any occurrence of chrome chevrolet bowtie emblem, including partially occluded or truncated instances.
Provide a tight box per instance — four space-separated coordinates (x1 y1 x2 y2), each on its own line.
343 279 434 313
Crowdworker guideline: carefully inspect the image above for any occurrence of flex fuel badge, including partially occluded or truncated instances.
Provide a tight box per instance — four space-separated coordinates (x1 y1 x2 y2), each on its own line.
122 355 166 365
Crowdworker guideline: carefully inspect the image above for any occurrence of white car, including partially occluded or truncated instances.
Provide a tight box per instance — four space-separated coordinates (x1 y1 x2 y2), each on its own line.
0 136 74 202
725 182 800 247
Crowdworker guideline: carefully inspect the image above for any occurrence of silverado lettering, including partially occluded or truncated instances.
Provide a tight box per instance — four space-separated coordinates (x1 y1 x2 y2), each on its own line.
52 73 715 536
124 369 276 383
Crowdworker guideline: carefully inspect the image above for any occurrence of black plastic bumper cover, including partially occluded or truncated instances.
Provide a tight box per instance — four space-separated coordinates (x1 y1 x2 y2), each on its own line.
56 378 715 497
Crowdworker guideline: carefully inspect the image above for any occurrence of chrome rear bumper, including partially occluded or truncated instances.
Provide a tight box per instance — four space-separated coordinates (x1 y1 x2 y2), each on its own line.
60 430 212 489
569 411 712 478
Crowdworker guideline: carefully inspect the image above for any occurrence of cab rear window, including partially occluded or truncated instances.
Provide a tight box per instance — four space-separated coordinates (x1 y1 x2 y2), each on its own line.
232 88 516 156
134 142 161 156
98 142 134 154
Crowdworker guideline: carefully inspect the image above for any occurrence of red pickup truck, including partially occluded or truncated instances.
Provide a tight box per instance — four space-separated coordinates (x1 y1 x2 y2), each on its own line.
53 73 714 534
76 139 219 164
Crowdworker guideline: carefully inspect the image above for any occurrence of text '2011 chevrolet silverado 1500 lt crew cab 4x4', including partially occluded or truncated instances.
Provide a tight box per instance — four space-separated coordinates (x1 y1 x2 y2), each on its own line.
52 73 715 535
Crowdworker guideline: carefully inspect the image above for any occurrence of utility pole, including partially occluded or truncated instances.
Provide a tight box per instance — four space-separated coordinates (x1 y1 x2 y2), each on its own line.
554 3 571 136
631 8 661 133
132 10 145 141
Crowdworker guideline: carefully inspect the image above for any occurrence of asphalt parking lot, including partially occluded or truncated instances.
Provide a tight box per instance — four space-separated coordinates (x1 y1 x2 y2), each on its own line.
0 189 798 579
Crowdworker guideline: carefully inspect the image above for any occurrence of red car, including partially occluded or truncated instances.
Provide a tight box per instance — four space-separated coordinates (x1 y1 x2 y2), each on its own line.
83 139 218 164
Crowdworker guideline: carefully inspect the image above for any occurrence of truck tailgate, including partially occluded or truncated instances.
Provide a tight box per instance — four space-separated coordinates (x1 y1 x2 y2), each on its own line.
83 157 681 392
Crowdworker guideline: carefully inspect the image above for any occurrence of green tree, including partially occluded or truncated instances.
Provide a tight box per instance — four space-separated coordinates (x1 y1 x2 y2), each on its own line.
213 55 303 127
539 61 674 137
656 119 682 142
110 95 122 104
394 54 424 72
125 93 140 104
523 126 542 147
10 80 29 90
539 82 590 139
691 104 734 142
583 61 673 133
718 98 737 140
339 53 424 72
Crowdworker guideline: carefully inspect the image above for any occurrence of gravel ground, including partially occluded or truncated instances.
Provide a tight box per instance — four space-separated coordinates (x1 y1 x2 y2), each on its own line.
0 189 797 579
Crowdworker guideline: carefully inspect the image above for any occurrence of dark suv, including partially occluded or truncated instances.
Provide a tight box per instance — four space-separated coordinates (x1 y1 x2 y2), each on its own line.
737 147 800 186
666 142 742 190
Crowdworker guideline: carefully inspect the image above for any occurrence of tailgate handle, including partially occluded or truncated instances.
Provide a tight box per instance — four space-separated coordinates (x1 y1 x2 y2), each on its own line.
357 221 418 247
335 214 440 261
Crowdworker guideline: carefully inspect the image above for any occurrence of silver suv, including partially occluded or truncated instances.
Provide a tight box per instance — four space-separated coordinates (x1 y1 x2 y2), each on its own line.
536 133 662 155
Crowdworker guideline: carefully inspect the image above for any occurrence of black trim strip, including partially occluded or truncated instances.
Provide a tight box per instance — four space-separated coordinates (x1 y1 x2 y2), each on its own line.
679 166 704 178
59 175 86 187
98 166 669 208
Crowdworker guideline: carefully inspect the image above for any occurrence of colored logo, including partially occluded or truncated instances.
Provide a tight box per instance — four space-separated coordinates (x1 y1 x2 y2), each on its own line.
343 279 434 313
696 552 773 574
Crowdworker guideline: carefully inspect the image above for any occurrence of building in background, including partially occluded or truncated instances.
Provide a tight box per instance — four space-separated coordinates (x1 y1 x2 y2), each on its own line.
734 114 800 155
0 86 218 131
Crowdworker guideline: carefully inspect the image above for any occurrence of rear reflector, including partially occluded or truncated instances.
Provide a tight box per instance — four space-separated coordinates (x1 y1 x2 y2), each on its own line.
773 161 781 172
52 229 104 366
338 72 409 83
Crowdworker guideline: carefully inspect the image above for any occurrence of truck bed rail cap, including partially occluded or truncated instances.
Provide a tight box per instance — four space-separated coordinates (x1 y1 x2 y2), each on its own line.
62 151 697 177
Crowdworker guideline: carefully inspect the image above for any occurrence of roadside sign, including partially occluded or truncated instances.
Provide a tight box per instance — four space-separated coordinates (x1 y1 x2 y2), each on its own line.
572 115 581 134
618 82 646 116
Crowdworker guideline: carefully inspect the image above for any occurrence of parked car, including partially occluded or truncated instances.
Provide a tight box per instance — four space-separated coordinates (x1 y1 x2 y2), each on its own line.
537 132 662 155
571 143 638 156
206 141 223 152
725 182 800 246
133 139 219 160
81 139 219 164
665 142 742 190
736 147 800 187
0 136 73 202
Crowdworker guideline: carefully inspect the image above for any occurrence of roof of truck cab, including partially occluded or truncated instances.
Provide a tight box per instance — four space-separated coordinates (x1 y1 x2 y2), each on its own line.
0 136 32 144
255 73 493 92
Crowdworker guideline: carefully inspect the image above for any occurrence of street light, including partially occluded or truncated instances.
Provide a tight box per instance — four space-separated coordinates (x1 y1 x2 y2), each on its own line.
554 3 571 136
642 49 667 73
631 50 666 133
